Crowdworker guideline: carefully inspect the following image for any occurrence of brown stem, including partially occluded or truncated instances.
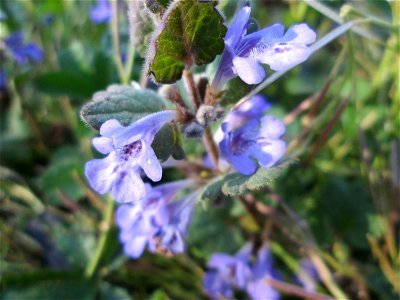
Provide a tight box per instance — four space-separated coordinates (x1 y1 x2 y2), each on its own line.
265 278 333 300
307 80 332 121
183 69 202 110
203 126 219 170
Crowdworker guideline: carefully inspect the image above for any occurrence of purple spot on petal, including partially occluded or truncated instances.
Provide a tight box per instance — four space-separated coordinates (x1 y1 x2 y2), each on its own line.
119 140 142 161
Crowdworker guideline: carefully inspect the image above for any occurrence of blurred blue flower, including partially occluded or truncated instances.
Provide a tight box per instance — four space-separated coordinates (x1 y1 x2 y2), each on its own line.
219 95 286 175
203 244 252 299
116 180 195 258
90 0 112 24
212 4 316 90
246 245 281 300
156 192 196 254
4 32 43 65
85 110 177 203
204 244 280 300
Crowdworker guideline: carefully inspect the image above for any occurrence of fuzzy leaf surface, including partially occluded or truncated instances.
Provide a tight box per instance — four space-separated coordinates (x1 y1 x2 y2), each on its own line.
80 85 166 130
147 0 226 83
221 162 291 196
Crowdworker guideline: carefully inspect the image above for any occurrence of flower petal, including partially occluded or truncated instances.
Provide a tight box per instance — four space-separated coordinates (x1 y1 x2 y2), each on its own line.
281 23 316 44
256 43 312 72
92 136 113 154
113 110 177 148
246 279 280 300
123 236 148 259
99 119 123 137
259 116 285 139
231 153 257 175
115 204 142 229
258 139 286 168
239 23 284 55
233 56 265 85
225 5 251 48
138 141 162 182
85 153 119 194
110 168 147 203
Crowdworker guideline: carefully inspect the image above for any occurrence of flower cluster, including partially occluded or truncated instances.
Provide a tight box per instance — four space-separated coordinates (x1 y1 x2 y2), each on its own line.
212 4 316 91
82 2 316 269
116 180 195 258
85 110 177 203
219 95 286 175
203 244 281 300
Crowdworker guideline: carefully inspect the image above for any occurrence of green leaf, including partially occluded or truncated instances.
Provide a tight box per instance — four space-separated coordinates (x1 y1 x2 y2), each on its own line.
80 85 167 130
1 278 96 300
188 202 244 257
221 162 290 196
146 0 226 83
99 282 132 300
35 71 96 99
38 146 86 205
152 123 185 162
52 224 96 268
149 289 170 300
197 175 225 202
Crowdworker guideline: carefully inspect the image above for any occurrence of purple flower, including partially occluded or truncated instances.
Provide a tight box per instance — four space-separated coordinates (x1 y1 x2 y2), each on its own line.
246 246 281 300
203 244 280 300
90 0 112 24
116 180 195 258
212 5 316 90
4 32 43 65
225 94 271 130
155 193 196 255
85 110 177 203
219 96 286 175
203 244 252 299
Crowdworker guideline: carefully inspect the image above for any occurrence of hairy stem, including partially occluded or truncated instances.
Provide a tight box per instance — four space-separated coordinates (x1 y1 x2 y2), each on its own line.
203 126 220 170
183 69 202 110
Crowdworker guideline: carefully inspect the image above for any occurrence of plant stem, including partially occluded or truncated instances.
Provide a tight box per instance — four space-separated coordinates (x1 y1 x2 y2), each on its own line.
203 126 220 170
183 69 202 110
84 195 115 278
265 277 333 300
110 1 125 84
123 39 136 85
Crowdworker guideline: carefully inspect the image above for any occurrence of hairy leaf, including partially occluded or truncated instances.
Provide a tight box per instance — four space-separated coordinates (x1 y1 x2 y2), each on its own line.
152 123 185 162
197 175 225 202
221 161 291 196
80 84 166 130
80 85 182 161
146 0 226 83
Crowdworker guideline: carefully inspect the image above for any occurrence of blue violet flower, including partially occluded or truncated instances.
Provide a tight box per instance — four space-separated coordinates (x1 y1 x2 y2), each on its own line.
116 180 195 258
219 95 286 175
85 110 177 203
204 244 281 300
212 5 316 90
